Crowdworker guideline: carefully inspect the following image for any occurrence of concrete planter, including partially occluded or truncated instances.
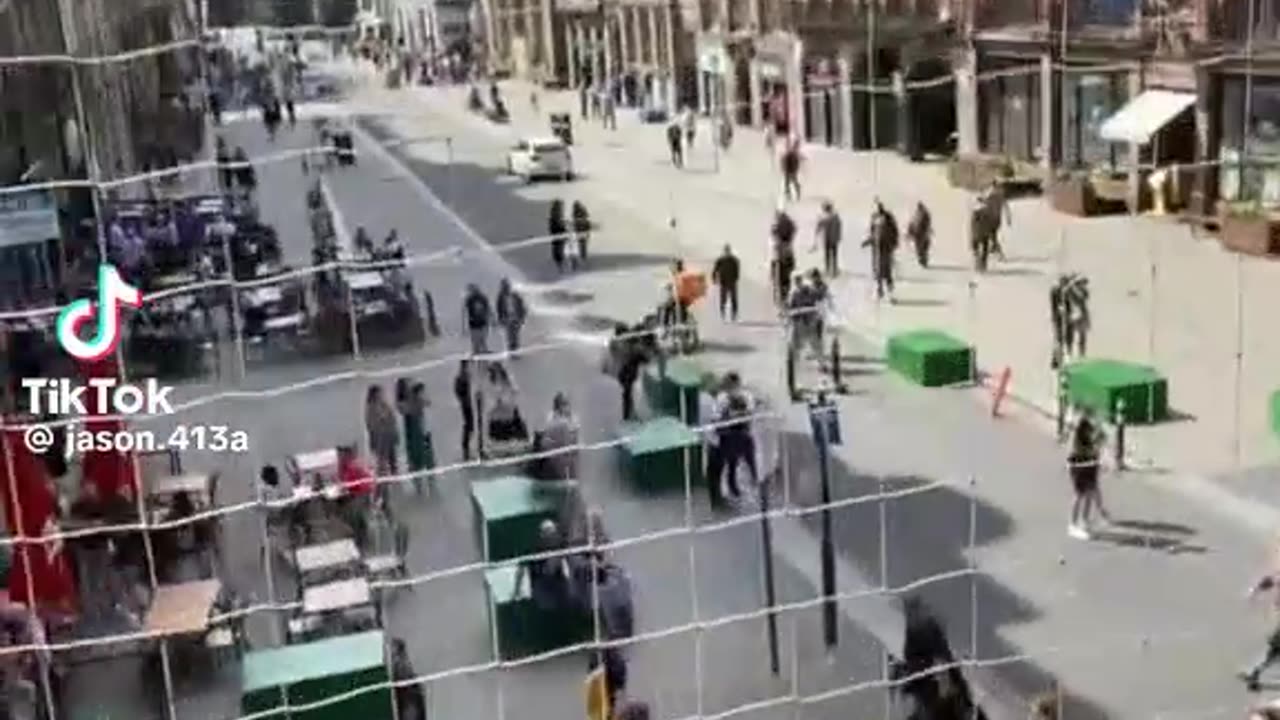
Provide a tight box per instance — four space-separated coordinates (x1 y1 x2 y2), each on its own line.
1219 212 1280 257
1048 177 1096 217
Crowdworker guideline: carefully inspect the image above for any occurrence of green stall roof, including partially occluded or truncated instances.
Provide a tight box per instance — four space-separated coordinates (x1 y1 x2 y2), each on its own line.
241 631 386 695
470 476 563 521
622 417 700 454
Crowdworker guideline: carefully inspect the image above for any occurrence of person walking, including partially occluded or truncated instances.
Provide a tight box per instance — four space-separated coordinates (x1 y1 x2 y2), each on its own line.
365 384 401 483
907 201 933 269
711 244 740 321
454 359 476 461
716 373 757 503
814 201 842 277
602 90 617 130
700 378 727 508
542 392 580 479
780 136 802 201
667 121 684 168
462 283 493 355
398 379 433 495
1240 542 1280 691
1064 274 1091 359
863 200 899 303
495 278 527 353
771 210 797 307
571 201 592 265
683 106 697 150
1066 409 1109 539
548 199 568 271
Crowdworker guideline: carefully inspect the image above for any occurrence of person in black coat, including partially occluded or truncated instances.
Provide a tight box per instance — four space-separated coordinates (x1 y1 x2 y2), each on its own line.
771 211 797 305
454 359 475 461
571 201 591 264
548 199 567 271
862 200 898 302
711 245 740 321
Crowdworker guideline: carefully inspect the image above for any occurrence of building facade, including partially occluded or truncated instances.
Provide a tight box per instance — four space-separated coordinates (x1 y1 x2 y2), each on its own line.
477 0 558 79
558 0 689 107
0 0 206 191
951 0 1210 209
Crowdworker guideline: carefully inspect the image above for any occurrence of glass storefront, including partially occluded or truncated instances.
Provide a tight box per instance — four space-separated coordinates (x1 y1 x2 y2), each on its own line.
1062 71 1128 169
1219 77 1280 207
978 63 1041 162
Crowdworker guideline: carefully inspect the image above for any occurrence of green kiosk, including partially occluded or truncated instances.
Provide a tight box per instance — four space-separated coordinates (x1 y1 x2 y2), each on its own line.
241 631 395 720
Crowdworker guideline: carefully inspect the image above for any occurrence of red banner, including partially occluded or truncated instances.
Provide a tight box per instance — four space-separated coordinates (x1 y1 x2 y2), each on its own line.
0 425 76 614
76 357 138 501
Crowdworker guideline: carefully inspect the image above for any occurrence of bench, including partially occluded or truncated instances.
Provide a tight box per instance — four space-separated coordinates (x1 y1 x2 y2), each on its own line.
483 565 590 659
471 475 578 562
886 330 975 387
617 417 704 492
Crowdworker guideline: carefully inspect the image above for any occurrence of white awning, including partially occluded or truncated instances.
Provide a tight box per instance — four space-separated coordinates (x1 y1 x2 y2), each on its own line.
1098 90 1195 145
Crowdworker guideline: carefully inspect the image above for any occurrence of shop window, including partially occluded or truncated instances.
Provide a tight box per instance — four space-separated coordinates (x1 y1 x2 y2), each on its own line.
1219 77 1280 206
1062 71 1127 170
1077 0 1137 26
978 67 1041 162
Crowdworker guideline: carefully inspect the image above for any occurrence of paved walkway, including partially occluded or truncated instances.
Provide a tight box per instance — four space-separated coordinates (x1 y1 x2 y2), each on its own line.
327 64 1280 719
381 73 1280 485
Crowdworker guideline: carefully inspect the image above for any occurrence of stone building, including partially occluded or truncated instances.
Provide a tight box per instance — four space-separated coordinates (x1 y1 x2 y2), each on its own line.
951 0 1205 210
478 0 559 79
559 0 690 109
692 0 956 155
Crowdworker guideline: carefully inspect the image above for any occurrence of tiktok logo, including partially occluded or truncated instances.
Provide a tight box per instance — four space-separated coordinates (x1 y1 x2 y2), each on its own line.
55 264 143 361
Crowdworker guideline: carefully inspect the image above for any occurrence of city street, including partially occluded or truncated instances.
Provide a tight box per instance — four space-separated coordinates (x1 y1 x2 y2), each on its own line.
48 62 1280 720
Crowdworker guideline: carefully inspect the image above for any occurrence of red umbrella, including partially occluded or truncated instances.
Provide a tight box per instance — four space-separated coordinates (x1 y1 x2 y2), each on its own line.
0 424 76 615
76 357 138 501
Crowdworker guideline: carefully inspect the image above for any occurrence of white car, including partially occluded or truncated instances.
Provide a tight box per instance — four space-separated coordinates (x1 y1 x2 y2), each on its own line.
506 137 574 182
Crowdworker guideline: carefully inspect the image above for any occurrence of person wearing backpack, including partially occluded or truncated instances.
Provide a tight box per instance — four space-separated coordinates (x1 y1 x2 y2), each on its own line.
715 373 757 502
462 283 493 355
495 278 527 353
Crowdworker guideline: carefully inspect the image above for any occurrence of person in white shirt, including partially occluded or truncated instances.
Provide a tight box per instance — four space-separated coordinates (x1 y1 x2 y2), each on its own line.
699 381 726 508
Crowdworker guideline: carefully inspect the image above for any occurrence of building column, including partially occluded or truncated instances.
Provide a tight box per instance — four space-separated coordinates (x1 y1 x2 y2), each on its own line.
662 2 677 110
1192 64 1217 218
836 54 852 148
893 70 911 157
567 20 580 89
786 36 804 142
748 59 763 126
592 25 605 87
646 5 660 101
1040 52 1056 172
604 16 616 84
1126 67 1143 212
696 45 709 114
954 46 978 156
618 8 630 70
540 0 557 81
630 7 644 67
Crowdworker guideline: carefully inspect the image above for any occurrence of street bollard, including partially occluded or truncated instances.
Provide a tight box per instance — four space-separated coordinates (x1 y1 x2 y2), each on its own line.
423 290 440 337
786 344 799 402
1113 398 1127 471
830 336 847 394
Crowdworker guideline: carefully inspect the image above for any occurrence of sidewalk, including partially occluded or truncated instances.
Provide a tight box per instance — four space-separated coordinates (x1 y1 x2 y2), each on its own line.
400 75 1280 484
336 71 1275 718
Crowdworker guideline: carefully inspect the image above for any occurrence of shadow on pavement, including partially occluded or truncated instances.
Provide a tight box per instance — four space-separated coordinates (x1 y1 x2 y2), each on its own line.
781 430 1113 720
